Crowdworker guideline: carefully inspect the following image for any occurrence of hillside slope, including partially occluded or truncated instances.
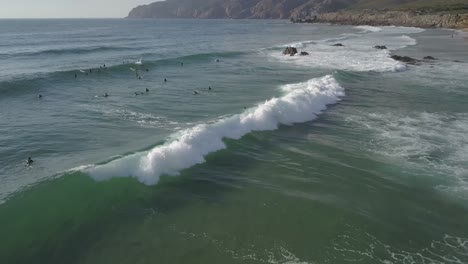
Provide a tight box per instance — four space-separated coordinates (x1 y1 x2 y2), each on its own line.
127 0 360 19
127 0 468 25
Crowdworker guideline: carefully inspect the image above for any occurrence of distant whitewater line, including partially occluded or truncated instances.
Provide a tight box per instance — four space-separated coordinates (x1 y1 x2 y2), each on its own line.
88 75 345 185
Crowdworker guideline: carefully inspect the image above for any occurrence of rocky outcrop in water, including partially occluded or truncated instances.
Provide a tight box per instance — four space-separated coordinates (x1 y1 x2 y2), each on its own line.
374 45 387 50
283 47 298 56
391 55 420 65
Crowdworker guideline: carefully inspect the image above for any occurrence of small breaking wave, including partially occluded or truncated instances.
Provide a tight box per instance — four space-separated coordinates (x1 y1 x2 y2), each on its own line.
383 26 426 34
355 25 382 33
87 75 345 185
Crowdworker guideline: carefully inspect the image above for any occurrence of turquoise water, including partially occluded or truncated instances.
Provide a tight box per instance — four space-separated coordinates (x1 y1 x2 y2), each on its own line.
0 19 467 263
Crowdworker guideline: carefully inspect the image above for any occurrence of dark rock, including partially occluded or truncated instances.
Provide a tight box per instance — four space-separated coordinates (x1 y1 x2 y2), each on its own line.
391 55 420 65
423 56 437 60
283 47 298 56
299 51 309 56
331 43 344 47
374 45 387 50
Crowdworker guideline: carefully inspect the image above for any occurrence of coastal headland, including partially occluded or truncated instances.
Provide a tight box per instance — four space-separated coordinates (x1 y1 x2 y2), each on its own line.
127 0 468 29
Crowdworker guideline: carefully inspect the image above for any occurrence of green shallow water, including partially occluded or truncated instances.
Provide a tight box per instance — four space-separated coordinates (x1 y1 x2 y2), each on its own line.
2 124 468 263
1 20 468 263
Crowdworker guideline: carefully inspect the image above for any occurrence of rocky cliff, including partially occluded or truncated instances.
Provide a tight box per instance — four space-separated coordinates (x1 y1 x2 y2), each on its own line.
299 10 468 29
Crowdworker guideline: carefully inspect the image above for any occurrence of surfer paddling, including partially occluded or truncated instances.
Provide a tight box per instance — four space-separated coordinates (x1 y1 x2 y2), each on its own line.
26 157 33 166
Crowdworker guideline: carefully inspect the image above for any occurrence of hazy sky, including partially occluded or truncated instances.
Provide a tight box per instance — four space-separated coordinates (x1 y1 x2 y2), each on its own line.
0 0 159 18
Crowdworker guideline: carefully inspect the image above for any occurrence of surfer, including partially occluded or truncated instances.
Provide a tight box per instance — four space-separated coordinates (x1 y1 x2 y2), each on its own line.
74 73 77 78
145 88 149 92
145 69 149 72
26 157 33 166
208 86 212 91
193 90 199 95
104 93 109 97
164 78 167 82
216 59 219 63
180 62 184 66
38 94 43 98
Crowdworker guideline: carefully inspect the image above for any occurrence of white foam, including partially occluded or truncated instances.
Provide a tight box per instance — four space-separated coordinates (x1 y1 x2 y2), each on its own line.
345 111 468 200
355 25 382 33
395 35 417 46
382 26 426 34
333 225 468 264
272 46 406 72
272 27 424 72
88 75 344 185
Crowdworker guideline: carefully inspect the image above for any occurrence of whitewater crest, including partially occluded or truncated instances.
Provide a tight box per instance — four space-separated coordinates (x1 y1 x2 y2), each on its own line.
354 25 382 33
88 75 344 185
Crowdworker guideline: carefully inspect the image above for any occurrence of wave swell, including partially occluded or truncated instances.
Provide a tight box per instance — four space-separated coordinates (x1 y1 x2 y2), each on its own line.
0 46 135 59
88 75 345 185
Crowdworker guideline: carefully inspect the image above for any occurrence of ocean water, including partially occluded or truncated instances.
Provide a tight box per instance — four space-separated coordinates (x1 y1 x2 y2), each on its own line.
0 19 467 264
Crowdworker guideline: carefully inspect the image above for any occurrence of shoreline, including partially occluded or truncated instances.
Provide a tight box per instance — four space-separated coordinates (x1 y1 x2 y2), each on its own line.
292 10 468 30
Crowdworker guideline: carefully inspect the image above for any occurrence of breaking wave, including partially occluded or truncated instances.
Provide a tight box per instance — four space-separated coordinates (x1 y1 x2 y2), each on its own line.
87 75 345 185
355 25 382 33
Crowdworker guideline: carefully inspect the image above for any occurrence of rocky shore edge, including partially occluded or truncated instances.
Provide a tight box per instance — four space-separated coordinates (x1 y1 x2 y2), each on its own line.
291 10 468 29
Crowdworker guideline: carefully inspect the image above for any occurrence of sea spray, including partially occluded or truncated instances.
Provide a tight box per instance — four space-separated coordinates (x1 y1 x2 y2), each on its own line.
88 75 345 185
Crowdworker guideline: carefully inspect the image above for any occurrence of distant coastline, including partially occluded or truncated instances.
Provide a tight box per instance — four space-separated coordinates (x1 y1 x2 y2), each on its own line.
126 0 468 30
